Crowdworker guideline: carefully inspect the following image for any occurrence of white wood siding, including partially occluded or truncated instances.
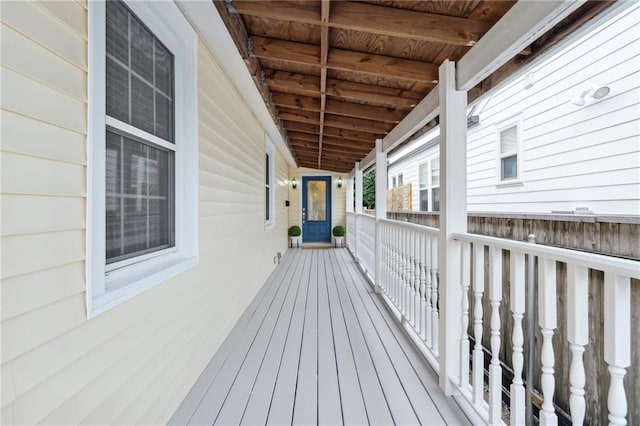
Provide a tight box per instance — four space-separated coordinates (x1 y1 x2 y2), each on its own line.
389 5 640 215
1 2 289 423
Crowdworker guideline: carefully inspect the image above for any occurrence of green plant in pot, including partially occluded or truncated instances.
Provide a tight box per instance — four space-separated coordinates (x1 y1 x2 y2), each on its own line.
288 225 301 248
332 225 345 247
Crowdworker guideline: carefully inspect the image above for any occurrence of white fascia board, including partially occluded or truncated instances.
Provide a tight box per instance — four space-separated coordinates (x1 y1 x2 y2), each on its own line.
176 0 297 166
382 86 439 153
456 1 586 91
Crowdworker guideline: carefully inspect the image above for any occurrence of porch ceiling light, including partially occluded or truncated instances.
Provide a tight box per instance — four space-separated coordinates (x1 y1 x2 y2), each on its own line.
291 178 297 189
571 83 610 106
337 177 343 188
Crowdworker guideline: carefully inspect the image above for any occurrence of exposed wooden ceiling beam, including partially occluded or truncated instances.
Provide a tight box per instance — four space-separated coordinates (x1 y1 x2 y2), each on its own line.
323 127 380 142
252 37 438 83
329 2 491 47
326 79 424 109
233 1 491 47
232 1 320 24
272 93 321 111
325 99 404 124
264 71 320 98
319 0 330 169
283 121 319 134
278 108 320 125
287 131 319 143
321 136 373 150
324 114 393 134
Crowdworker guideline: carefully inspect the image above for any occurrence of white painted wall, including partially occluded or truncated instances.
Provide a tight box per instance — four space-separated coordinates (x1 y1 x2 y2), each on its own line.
0 2 290 423
389 4 640 215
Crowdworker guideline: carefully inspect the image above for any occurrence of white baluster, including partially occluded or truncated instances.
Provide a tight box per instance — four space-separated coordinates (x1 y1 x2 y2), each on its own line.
604 273 630 426
510 251 526 425
567 264 588 426
459 241 471 390
425 235 433 347
538 258 557 425
489 247 503 425
431 236 439 355
472 243 484 405
419 233 427 339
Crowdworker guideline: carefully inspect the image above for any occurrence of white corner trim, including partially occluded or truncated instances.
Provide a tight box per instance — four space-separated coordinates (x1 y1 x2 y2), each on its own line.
176 0 297 168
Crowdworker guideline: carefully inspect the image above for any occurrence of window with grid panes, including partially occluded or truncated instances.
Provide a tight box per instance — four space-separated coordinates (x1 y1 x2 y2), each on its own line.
499 126 518 181
418 163 429 211
105 0 175 263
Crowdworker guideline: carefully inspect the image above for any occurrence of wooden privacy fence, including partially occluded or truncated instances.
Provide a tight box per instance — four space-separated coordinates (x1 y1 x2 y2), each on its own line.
387 211 639 425
387 184 412 211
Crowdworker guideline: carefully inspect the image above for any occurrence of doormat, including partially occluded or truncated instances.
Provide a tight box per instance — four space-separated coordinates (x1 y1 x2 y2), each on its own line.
301 243 335 249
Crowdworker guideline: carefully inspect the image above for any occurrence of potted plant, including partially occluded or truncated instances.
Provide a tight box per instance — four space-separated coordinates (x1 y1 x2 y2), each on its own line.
332 225 345 247
288 225 301 248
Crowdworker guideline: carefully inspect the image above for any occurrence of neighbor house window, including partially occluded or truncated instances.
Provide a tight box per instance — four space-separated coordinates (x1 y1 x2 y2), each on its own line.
497 119 523 184
431 158 440 212
397 173 403 186
88 0 198 317
265 138 275 228
418 163 428 211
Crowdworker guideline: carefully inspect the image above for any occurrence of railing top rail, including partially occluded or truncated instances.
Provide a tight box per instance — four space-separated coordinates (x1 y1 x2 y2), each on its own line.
355 213 376 222
379 217 440 236
453 232 640 279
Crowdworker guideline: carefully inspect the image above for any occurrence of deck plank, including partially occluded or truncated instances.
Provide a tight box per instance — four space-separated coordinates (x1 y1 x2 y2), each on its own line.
214 249 303 425
240 251 308 425
292 250 319 425
266 250 312 425
169 251 296 425
188 251 297 425
173 248 470 426
317 250 343 426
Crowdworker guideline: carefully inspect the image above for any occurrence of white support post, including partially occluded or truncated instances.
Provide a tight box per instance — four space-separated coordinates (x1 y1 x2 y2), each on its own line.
374 139 387 294
354 162 363 262
346 174 354 214
438 59 468 394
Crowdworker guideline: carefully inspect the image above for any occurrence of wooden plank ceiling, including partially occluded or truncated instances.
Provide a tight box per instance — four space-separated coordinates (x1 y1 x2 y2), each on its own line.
214 0 613 173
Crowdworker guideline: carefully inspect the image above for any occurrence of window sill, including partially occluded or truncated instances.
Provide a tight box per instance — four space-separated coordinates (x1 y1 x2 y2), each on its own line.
496 179 524 188
89 253 198 318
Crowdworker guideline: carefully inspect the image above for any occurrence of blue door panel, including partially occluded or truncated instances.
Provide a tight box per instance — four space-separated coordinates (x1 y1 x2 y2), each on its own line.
302 176 332 243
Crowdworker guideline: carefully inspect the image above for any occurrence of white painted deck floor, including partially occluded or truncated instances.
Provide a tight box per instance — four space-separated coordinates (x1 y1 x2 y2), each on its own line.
170 248 470 426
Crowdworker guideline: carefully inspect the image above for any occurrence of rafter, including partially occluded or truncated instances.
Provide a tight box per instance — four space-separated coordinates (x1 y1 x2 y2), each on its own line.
323 127 380 142
272 93 321 111
231 1 320 24
252 37 438 83
324 114 394 134
326 79 424 109
329 2 491 47
283 121 319 134
325 100 404 123
278 108 320 125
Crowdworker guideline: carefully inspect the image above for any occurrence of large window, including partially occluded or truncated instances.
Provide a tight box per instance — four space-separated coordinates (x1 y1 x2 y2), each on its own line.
88 0 198 317
105 1 175 263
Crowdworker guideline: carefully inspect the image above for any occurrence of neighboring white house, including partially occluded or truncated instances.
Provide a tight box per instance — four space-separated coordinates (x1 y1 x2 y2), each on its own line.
388 3 640 216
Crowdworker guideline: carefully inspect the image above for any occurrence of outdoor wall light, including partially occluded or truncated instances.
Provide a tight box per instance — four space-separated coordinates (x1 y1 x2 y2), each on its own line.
571 83 611 106
337 177 343 188
291 178 297 189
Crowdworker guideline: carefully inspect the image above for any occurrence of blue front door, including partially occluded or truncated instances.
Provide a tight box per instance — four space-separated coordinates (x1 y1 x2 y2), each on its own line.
302 176 332 243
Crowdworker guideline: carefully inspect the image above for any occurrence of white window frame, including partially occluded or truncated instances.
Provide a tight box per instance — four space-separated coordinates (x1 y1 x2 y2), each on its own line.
430 157 440 212
418 162 429 212
495 116 524 187
265 136 275 229
87 0 198 318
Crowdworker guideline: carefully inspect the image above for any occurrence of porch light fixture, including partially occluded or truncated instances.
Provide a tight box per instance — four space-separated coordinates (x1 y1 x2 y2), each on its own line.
337 177 343 188
291 178 297 189
571 83 610 106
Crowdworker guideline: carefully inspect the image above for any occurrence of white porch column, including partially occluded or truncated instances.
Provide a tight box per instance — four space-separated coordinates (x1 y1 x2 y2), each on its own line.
355 162 363 214
374 139 387 293
438 60 468 394
346 174 354 213
354 162 363 262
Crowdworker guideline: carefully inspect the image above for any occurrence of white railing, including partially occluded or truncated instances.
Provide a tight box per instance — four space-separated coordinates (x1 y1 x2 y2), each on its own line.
346 212 356 252
354 213 375 278
379 219 440 358
452 232 639 426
